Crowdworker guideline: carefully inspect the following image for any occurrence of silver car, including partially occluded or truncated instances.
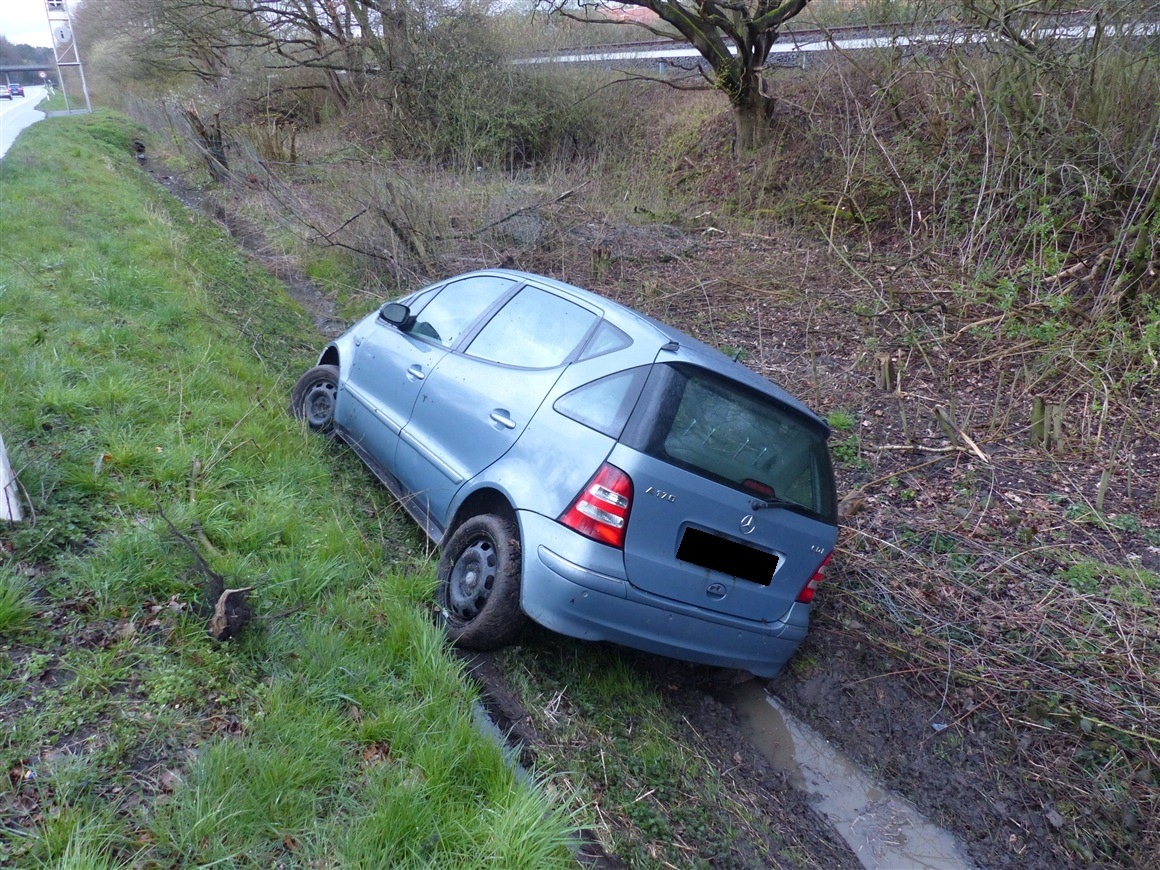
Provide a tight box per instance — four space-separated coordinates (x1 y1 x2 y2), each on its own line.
292 270 837 676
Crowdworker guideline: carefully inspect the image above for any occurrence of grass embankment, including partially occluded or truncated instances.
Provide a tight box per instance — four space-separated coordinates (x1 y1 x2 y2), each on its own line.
33 89 71 113
0 112 574 867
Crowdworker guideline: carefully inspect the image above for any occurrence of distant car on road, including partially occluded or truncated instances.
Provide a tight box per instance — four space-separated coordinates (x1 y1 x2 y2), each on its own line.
8 83 24 97
0 86 11 100
292 269 838 677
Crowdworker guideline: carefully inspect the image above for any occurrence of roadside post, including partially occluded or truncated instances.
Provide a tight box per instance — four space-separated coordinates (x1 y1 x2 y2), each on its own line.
1 430 23 523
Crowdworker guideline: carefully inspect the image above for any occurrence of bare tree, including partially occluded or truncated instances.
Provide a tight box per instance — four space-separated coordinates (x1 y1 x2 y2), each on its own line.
74 0 249 85
539 0 812 149
76 0 431 108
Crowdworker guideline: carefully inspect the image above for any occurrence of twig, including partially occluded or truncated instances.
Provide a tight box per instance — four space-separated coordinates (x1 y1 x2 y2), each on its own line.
322 206 368 240
155 499 225 588
876 443 966 454
843 456 952 493
929 626 953 725
466 183 590 240
959 339 1039 367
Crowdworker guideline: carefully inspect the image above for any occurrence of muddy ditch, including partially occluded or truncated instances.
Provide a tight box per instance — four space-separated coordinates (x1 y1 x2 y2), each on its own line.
731 681 978 869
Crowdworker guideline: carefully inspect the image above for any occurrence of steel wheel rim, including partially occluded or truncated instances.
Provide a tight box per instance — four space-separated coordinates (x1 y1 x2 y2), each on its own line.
304 380 336 428
447 537 497 620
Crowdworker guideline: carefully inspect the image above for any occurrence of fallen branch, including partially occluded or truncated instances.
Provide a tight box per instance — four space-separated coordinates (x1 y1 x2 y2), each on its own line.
934 406 991 463
875 443 967 454
155 501 253 641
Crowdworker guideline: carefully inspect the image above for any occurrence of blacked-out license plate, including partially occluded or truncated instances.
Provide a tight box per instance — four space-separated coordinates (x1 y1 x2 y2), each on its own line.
676 527 779 586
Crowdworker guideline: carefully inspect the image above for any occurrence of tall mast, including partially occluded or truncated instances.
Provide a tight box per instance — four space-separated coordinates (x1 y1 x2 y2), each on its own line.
44 0 91 113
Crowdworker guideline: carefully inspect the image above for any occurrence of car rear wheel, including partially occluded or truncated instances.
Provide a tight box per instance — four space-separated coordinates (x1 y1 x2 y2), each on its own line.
290 364 339 434
437 514 526 650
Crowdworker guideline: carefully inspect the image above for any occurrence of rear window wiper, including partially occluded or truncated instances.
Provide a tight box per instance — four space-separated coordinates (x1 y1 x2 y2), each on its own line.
749 495 803 512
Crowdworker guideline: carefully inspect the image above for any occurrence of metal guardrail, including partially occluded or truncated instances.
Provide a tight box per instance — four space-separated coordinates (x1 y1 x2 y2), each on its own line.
517 12 1157 67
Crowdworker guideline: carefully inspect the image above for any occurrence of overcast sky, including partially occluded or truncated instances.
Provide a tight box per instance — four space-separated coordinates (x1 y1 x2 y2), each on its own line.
0 0 63 48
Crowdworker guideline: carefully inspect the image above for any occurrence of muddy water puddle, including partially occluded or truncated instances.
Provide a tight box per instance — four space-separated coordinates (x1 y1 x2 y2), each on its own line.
731 682 977 870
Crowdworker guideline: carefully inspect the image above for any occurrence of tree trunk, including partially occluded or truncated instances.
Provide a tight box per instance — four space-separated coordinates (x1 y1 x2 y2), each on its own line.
733 83 775 152
182 107 228 183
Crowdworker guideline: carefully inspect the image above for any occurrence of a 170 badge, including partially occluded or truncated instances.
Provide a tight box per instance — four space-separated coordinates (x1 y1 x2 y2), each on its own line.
644 486 676 502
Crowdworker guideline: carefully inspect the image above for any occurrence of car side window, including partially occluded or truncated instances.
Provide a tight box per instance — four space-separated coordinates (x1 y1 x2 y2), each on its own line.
554 368 649 438
466 287 597 369
407 276 515 348
577 321 632 360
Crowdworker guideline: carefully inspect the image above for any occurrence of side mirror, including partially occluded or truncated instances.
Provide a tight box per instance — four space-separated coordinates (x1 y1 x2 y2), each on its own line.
380 302 414 330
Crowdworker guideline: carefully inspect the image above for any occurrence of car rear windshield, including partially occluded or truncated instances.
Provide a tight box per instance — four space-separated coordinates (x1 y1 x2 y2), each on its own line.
623 363 836 523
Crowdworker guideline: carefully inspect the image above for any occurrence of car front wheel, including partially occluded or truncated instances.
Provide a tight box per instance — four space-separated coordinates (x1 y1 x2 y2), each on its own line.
437 514 526 650
290 364 339 434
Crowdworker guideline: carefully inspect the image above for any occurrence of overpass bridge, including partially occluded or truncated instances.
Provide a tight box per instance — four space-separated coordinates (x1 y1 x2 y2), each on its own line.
0 65 52 85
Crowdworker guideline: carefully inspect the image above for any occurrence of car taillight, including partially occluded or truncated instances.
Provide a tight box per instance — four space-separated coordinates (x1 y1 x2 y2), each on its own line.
559 463 633 549
797 553 832 604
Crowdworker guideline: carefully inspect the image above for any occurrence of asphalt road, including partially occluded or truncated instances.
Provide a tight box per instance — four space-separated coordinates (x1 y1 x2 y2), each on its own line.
0 85 49 159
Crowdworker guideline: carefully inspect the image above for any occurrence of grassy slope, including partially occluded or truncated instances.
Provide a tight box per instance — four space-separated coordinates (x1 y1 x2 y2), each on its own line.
0 112 573 867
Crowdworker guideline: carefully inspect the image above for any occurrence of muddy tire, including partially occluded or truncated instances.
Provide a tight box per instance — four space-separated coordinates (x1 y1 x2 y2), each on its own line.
437 514 526 650
290 364 339 434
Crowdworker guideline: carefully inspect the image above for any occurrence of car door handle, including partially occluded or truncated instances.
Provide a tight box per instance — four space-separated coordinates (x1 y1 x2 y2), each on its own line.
489 410 516 430
406 365 425 381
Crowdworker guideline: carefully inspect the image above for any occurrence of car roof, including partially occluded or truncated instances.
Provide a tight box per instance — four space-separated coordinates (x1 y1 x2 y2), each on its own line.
453 269 828 431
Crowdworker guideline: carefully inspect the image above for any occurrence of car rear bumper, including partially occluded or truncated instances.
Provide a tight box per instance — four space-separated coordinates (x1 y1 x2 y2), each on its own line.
517 511 809 678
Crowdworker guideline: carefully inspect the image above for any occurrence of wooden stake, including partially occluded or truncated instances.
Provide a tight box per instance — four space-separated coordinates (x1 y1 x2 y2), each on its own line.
1031 397 1046 446
876 353 896 391
897 394 913 443
590 245 610 281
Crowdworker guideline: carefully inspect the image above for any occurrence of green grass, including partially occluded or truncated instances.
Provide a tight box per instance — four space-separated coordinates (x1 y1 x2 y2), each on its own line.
1059 555 1159 605
825 410 856 432
0 111 574 867
830 433 864 468
0 565 36 633
33 88 72 113
499 639 794 865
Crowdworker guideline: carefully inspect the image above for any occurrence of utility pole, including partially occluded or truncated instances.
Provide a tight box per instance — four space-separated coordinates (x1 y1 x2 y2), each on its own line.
44 0 91 113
